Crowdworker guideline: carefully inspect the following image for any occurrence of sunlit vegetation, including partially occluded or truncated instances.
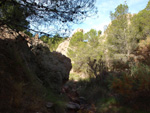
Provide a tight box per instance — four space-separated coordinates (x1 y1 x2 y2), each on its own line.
67 1 150 112
40 34 67 51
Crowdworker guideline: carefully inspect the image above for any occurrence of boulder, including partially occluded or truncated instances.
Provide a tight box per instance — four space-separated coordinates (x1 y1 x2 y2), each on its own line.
46 102 54 108
66 102 80 110
30 36 72 90
0 25 72 112
0 25 72 92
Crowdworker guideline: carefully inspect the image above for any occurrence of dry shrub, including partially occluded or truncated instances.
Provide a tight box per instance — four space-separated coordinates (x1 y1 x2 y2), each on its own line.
111 64 150 111
111 59 130 72
110 37 150 111
133 37 150 65
87 58 108 79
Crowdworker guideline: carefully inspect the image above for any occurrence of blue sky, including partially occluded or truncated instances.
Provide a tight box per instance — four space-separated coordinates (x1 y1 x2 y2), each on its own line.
71 0 149 35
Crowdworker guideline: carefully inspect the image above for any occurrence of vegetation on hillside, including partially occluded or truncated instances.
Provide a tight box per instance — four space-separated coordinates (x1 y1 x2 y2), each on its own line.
67 1 150 112
1 0 150 113
40 34 67 51
68 29 103 75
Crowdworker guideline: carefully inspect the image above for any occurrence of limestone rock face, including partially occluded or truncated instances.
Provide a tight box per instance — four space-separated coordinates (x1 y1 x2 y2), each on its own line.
56 28 83 56
56 38 70 56
76 28 84 33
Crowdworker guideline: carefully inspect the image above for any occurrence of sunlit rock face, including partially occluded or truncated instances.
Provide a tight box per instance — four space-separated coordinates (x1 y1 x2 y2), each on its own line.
56 37 70 56
75 28 84 33
56 28 83 56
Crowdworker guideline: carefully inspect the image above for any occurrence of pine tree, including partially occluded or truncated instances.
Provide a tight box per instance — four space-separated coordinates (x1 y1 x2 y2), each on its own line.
106 2 134 59
0 0 97 36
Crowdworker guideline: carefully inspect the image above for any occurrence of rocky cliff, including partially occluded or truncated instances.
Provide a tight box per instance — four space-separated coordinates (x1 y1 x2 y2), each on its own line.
0 25 72 112
56 37 70 56
56 28 84 56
